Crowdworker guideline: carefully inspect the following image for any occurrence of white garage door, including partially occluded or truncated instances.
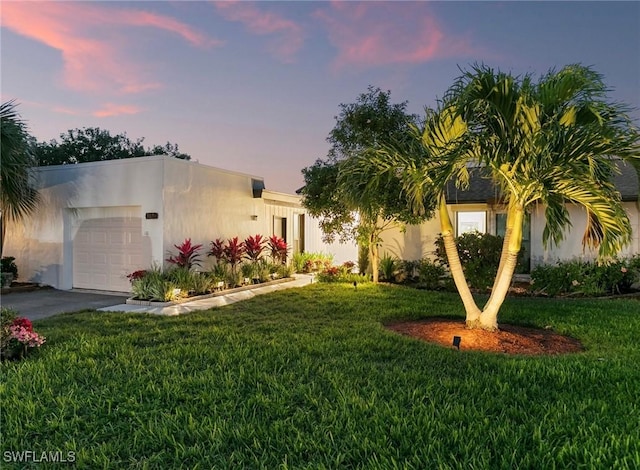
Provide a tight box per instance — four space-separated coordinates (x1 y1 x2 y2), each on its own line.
73 208 144 292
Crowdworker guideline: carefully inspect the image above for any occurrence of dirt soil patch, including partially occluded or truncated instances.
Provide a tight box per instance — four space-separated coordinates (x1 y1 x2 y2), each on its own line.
386 318 584 355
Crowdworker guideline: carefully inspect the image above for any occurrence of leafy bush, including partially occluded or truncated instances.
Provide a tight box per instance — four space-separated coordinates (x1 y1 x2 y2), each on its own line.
131 267 170 301
379 254 398 282
166 238 203 269
435 232 518 290
223 237 245 282
292 252 333 273
277 263 294 278
267 235 288 265
316 267 371 284
531 257 640 297
1 256 18 278
190 272 218 295
207 238 226 266
397 260 420 282
241 262 257 281
417 258 446 291
358 244 369 275
1 307 46 361
243 234 266 263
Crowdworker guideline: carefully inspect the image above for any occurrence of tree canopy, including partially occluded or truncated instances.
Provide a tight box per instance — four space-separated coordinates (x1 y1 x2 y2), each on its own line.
34 127 190 166
300 86 430 282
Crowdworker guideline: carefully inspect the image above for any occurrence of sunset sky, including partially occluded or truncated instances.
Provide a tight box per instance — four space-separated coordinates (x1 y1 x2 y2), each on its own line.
2 1 639 194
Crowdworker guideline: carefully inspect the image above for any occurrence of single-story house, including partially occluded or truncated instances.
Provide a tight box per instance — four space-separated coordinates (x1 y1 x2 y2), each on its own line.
380 161 640 270
4 156 357 292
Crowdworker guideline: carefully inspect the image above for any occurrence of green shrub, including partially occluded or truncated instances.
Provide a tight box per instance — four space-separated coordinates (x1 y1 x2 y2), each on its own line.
317 266 370 284
131 267 179 302
240 262 257 281
531 257 639 297
292 252 333 273
379 254 398 282
190 272 217 295
435 232 522 290
166 267 196 292
358 244 369 275
277 263 294 278
417 258 446 290
1 256 18 278
397 260 419 282
210 263 228 282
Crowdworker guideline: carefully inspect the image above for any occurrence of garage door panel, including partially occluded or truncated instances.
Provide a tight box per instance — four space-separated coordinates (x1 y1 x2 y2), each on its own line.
73 209 144 292
92 231 108 245
110 253 126 266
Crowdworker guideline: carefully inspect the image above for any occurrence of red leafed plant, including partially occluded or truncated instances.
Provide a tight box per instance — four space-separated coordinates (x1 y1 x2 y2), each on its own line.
166 238 203 269
267 235 288 264
126 270 148 282
208 238 226 265
243 234 266 263
223 237 245 276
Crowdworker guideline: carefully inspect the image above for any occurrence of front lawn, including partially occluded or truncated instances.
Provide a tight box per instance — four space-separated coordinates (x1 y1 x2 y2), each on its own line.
1 283 639 469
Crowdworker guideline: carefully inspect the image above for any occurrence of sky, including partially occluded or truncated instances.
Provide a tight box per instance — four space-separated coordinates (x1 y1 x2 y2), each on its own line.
1 1 639 194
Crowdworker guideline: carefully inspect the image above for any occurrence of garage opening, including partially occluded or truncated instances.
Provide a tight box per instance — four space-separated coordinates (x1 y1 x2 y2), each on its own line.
72 207 145 292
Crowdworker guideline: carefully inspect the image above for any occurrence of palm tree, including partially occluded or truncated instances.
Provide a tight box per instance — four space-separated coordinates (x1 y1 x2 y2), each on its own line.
1 100 40 257
370 65 640 330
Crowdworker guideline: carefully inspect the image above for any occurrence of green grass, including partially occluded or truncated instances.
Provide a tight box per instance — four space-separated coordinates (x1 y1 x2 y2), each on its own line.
1 283 639 469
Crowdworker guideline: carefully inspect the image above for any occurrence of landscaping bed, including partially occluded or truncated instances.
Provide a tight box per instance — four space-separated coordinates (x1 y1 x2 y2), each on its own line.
125 276 295 306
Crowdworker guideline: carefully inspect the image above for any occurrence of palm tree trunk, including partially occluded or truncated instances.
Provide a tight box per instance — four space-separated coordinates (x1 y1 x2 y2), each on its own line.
484 204 515 309
370 232 379 283
477 205 524 331
0 214 5 259
438 197 481 324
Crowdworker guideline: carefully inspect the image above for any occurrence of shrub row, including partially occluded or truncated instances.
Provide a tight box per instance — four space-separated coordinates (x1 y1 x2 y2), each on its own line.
530 256 640 297
129 235 293 301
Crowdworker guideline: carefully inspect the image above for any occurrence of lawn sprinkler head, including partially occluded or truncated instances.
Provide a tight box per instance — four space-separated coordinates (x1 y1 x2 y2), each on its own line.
453 336 461 350
353 281 357 290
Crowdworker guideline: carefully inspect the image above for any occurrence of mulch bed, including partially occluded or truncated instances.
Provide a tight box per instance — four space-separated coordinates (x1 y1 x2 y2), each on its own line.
386 317 584 355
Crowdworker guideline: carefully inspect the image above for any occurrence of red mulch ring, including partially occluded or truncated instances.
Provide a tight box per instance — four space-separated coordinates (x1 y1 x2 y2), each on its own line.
386 318 584 355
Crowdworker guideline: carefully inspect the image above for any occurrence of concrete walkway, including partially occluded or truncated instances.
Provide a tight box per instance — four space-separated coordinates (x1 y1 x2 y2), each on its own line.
98 274 314 316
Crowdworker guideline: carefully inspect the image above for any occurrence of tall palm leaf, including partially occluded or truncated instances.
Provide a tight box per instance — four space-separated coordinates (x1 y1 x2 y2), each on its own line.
0 101 40 256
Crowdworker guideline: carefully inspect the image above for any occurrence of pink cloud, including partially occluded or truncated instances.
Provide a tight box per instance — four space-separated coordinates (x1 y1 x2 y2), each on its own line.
314 2 474 71
1 2 221 95
213 1 304 63
52 106 82 116
93 103 142 118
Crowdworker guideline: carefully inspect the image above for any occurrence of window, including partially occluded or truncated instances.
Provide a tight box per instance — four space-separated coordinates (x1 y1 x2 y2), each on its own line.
456 211 486 235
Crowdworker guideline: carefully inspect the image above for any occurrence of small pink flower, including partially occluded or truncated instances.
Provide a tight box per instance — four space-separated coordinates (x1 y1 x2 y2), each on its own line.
621 267 628 273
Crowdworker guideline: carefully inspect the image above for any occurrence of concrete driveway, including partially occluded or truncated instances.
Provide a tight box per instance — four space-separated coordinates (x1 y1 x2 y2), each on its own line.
1 289 129 321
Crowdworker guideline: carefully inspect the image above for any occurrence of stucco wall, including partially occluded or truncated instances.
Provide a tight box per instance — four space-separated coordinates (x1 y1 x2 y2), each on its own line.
4 157 165 289
303 216 359 265
160 158 266 270
530 201 640 267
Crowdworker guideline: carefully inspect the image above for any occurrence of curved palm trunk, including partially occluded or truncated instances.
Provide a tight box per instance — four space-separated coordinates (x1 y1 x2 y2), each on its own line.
438 198 481 324
484 205 515 309
477 205 524 331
